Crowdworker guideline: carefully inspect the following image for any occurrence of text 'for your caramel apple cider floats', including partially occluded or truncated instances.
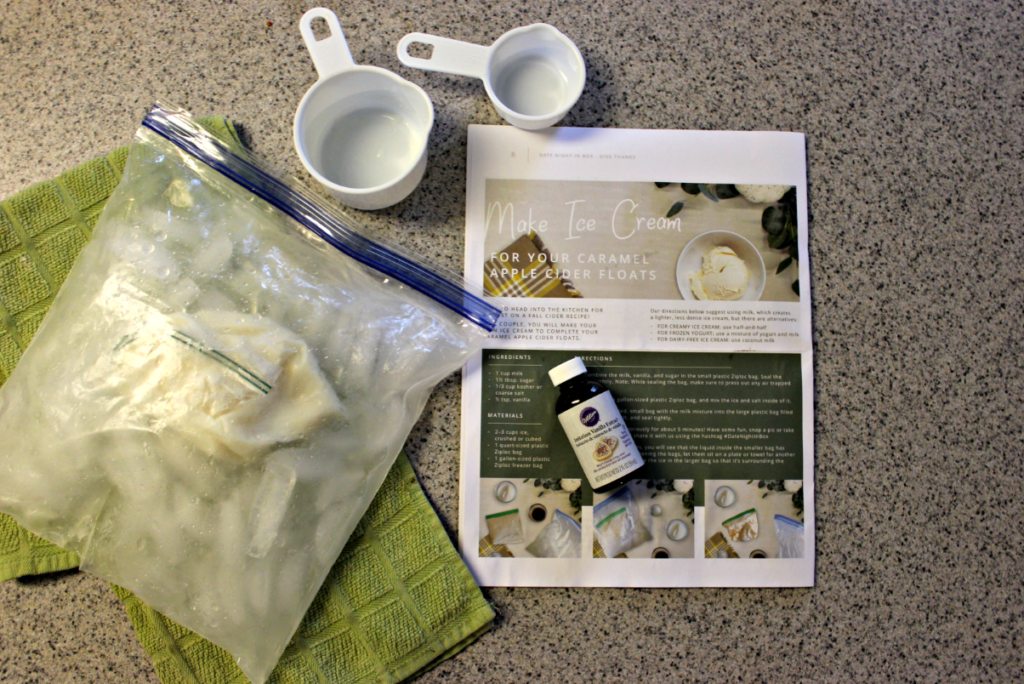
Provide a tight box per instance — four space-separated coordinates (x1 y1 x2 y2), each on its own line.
549 357 644 493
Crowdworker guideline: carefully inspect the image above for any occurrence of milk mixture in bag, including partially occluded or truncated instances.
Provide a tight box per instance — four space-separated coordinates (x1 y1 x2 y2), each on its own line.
0 105 498 684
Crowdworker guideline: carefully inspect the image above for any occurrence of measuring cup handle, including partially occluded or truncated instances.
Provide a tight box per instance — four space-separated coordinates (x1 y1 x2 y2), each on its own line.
397 33 489 80
300 8 355 79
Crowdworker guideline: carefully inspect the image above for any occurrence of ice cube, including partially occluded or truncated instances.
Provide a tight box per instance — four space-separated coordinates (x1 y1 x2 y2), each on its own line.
192 231 234 278
247 462 297 558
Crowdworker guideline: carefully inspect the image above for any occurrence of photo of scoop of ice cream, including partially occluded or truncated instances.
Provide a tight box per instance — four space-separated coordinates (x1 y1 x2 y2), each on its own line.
689 246 750 300
676 231 765 301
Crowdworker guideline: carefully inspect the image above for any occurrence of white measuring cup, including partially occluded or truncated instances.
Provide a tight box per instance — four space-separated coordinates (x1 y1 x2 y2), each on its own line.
295 8 434 210
397 24 585 130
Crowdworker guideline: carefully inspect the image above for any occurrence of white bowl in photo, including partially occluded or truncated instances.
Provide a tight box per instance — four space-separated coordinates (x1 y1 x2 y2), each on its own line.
713 486 737 509
666 519 689 542
676 230 766 301
494 481 517 503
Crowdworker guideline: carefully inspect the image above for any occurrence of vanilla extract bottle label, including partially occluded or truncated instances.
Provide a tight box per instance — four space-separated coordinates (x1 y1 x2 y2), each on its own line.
556 392 644 489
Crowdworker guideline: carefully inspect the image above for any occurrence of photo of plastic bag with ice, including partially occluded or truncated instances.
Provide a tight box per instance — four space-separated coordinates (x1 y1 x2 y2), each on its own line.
0 105 499 684
593 486 652 558
526 510 582 558
774 515 805 559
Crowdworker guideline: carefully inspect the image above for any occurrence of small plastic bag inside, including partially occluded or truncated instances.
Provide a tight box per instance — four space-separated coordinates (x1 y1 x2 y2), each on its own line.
486 510 525 546
593 487 652 557
723 508 758 542
774 515 805 559
526 510 582 558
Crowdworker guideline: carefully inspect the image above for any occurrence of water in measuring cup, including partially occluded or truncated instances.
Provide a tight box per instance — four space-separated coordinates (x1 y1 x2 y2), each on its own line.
493 55 567 117
320 108 419 189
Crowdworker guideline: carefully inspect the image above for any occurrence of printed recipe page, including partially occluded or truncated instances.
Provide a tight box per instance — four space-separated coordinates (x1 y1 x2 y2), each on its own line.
461 126 814 587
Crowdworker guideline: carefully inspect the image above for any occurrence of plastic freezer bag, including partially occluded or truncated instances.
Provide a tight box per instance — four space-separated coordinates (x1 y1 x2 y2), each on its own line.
525 510 582 558
774 515 805 559
0 105 499 684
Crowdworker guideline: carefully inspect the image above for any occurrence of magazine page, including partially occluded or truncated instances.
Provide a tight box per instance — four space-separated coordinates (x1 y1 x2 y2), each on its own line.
460 125 814 587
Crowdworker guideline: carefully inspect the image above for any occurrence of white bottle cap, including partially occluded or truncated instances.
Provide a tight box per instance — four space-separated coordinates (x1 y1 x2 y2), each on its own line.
548 357 587 386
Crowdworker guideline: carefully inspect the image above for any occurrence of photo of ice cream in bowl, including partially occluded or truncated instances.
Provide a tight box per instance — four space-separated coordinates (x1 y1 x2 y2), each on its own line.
676 230 766 301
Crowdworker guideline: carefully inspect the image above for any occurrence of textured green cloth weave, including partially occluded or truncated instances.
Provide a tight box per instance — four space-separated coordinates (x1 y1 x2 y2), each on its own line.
0 117 494 683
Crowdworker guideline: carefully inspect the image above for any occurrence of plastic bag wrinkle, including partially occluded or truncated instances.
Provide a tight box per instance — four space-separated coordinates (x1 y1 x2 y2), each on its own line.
0 105 497 684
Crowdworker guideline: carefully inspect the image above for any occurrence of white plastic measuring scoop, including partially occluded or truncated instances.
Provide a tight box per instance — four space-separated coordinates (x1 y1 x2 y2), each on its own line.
397 24 585 130
295 8 434 210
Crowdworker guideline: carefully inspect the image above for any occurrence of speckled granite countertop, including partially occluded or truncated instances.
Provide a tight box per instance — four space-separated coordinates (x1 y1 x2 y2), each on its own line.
2 1 1023 682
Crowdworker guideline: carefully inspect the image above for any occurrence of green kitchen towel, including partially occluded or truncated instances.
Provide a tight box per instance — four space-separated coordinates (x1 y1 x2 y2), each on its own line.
0 117 494 684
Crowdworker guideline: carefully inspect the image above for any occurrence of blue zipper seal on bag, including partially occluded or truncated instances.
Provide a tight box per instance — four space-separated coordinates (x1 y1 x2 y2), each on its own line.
774 515 803 530
139 104 501 332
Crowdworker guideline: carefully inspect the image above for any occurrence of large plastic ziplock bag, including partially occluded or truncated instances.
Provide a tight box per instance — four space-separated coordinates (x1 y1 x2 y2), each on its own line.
774 515 805 559
0 104 500 684
525 510 582 558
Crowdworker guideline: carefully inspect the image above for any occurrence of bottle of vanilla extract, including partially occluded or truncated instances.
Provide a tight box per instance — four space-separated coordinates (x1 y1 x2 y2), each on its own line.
549 357 645 493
